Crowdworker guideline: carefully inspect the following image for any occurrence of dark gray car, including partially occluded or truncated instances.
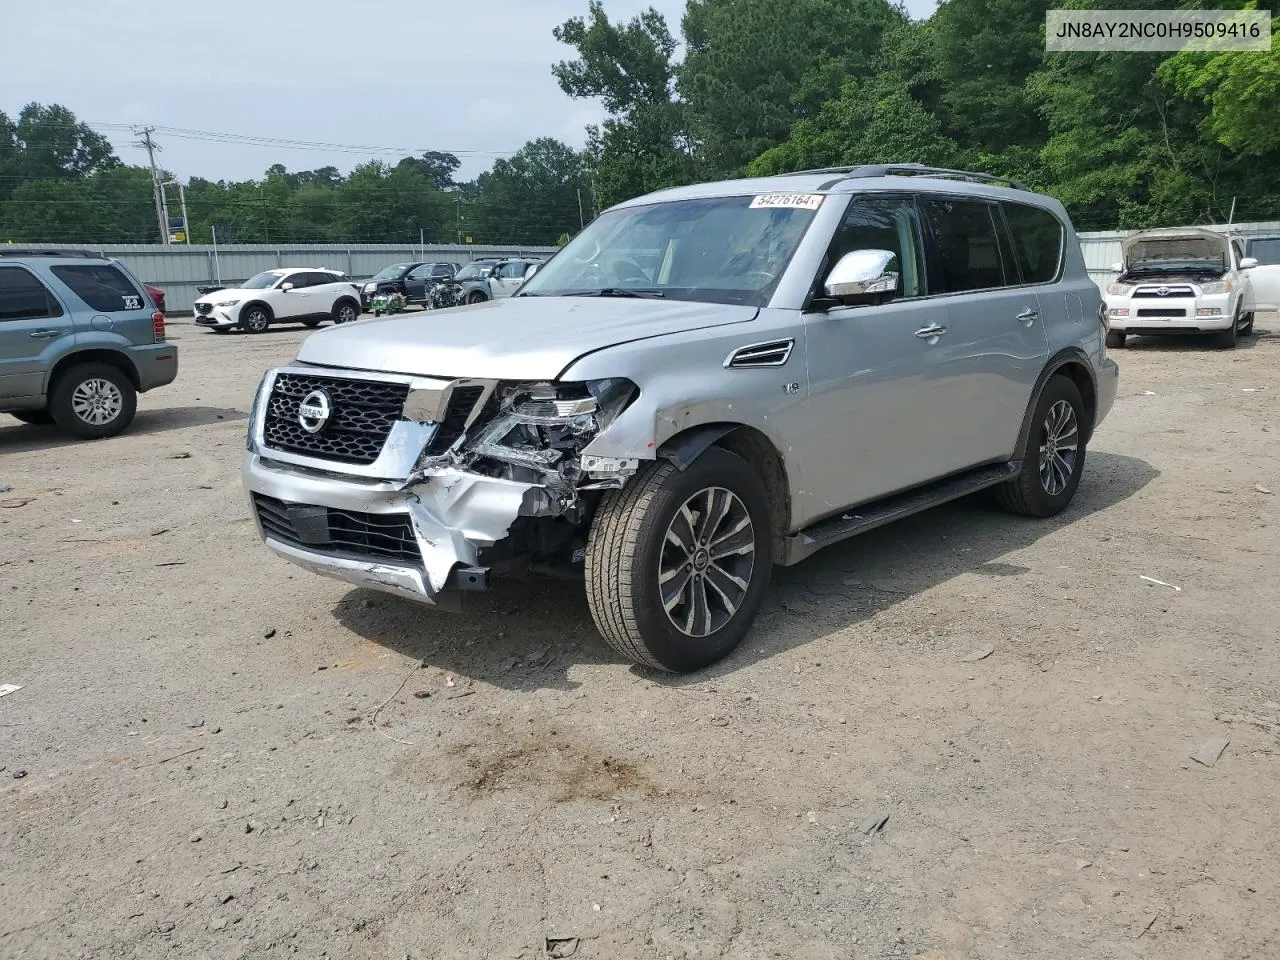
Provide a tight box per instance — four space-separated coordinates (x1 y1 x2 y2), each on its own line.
0 249 178 438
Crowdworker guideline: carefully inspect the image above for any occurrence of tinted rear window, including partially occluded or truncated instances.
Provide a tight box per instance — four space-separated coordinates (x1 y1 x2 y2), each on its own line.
0 266 64 321
1003 202 1064 284
51 264 147 312
920 197 1007 293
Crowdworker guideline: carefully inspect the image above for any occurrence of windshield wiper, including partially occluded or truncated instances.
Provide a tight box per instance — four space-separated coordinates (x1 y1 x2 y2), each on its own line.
565 288 666 299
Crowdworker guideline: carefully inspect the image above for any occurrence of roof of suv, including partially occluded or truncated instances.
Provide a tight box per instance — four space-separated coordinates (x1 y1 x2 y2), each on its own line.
612 163 1059 212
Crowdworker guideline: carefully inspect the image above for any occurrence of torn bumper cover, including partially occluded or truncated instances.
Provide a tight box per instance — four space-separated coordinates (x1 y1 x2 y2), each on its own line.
242 456 554 604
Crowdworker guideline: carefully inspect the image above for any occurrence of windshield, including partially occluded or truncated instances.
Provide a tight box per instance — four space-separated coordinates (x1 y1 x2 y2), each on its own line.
373 264 410 280
243 271 285 289
518 195 821 305
454 263 494 281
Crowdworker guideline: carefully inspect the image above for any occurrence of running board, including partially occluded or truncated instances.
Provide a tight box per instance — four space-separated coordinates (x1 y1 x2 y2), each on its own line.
777 461 1022 567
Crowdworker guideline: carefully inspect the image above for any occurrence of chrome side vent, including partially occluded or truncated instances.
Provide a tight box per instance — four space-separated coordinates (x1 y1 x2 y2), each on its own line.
725 338 795 368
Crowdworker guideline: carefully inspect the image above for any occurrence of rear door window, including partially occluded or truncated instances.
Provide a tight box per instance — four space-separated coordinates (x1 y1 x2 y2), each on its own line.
919 197 1009 294
0 266 64 321
50 264 147 312
1002 202 1064 284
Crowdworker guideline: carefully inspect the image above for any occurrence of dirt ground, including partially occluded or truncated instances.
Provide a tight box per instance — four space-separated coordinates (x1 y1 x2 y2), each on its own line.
2 314 1278 960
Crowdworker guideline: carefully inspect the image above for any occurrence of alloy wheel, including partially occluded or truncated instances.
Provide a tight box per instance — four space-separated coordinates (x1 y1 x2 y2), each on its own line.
1038 399 1079 496
70 378 124 426
658 486 756 638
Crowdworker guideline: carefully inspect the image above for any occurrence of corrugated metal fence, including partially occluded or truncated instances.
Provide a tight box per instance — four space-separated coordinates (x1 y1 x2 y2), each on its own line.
1079 221 1280 290
84 243 559 314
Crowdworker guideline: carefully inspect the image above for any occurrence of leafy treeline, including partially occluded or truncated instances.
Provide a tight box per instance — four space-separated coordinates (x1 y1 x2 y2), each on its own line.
3 0 1279 244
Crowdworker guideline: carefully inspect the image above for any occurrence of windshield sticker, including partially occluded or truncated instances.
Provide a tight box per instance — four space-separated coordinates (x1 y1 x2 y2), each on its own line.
750 193 824 211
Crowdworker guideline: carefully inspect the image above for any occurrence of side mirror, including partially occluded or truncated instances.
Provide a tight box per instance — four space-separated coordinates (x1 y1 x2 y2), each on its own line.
824 249 900 299
281 282 294 292
1110 262 1124 273
1240 256 1258 269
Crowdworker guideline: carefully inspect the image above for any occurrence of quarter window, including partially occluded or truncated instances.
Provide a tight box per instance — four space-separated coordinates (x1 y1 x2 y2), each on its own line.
1002 202 1064 284
50 264 146 312
824 195 926 300
0 267 63 321
920 197 1008 293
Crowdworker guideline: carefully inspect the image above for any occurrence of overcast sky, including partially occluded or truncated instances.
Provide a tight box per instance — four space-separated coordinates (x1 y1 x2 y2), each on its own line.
6 0 940 184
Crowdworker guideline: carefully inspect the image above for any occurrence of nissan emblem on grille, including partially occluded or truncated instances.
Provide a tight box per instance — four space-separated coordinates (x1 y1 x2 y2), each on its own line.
297 389 332 434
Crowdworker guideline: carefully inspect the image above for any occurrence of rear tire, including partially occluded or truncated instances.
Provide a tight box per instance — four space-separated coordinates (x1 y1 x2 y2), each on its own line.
995 375 1087 519
586 448 774 673
48 362 137 440
332 300 359 325
1105 330 1126 349
10 410 54 425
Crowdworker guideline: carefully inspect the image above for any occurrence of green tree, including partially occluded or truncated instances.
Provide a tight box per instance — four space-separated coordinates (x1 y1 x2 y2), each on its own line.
474 138 588 245
0 103 118 203
553 1 696 209
679 0 904 175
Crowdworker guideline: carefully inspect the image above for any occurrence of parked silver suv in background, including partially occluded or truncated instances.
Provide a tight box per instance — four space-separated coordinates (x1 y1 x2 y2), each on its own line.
243 164 1118 672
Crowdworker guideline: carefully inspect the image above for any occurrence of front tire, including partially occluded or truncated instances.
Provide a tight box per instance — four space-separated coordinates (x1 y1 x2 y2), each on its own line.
586 448 774 673
996 375 1087 518
467 291 487 305
49 363 137 440
1105 330 1126 349
239 305 271 334
1212 318 1238 349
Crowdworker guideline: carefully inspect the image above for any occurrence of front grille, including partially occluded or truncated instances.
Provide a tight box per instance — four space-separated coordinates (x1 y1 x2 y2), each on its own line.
253 494 420 566
263 373 409 465
425 385 486 454
196 303 212 315
1136 308 1186 318
1133 286 1196 298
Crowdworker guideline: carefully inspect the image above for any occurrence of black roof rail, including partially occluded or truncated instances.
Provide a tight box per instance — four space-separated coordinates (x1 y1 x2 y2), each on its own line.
0 248 107 259
785 162 1029 192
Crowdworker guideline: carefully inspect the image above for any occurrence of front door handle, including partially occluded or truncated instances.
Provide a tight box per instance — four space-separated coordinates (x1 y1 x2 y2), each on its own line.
914 324 947 339
1017 308 1039 323
28 329 62 339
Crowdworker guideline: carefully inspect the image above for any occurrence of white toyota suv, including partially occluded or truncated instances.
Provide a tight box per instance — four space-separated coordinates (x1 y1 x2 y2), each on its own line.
193 268 362 334
1103 227 1279 349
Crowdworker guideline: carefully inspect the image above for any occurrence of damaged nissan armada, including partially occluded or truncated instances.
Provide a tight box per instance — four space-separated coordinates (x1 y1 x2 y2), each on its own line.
242 163 1119 673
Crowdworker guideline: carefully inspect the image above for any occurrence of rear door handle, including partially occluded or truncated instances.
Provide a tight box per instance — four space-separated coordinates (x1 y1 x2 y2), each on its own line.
1017 308 1039 323
28 329 62 339
914 324 947 339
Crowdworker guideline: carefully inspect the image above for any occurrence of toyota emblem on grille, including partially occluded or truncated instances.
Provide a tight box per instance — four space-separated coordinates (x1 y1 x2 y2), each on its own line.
297 388 332 434
1157 285 1170 296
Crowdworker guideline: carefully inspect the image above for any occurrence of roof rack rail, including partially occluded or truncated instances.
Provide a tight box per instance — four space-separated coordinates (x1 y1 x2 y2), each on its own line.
786 162 1028 192
0 248 107 259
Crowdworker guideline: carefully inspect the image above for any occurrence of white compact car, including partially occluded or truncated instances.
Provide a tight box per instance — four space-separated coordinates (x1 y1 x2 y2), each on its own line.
193 268 362 334
1104 227 1280 349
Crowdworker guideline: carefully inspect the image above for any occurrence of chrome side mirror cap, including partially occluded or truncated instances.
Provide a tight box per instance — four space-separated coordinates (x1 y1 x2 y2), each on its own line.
1240 256 1258 269
825 249 900 298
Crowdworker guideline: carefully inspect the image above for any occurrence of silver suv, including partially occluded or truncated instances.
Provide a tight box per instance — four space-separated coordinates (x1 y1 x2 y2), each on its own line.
1 249 178 438
242 164 1118 672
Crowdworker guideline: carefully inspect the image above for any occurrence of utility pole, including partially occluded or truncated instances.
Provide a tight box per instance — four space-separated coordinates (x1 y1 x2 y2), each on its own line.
577 188 585 230
133 126 169 245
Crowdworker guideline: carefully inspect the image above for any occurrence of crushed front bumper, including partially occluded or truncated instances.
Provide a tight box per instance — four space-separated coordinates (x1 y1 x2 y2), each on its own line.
241 454 553 604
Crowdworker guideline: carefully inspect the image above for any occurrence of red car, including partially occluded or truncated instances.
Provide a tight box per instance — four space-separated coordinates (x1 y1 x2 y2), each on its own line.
144 283 166 313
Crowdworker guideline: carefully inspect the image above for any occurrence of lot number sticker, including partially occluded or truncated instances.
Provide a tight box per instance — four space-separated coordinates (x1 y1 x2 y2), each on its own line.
750 193 824 210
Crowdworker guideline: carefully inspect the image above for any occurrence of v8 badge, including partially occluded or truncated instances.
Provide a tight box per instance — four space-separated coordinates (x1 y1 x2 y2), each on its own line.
783 382 801 395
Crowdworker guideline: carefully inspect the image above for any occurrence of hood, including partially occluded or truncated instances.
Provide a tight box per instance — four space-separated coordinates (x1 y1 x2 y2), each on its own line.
293 295 759 381
193 287 261 303
1122 228 1229 267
